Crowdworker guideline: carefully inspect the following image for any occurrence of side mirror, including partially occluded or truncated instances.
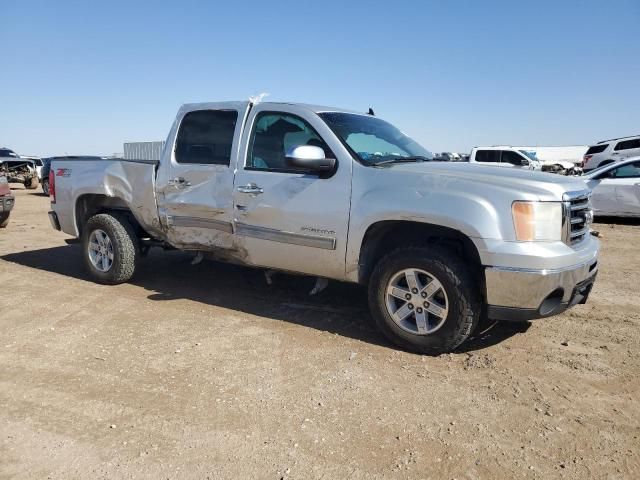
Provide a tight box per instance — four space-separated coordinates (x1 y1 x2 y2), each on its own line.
521 159 530 167
285 145 336 173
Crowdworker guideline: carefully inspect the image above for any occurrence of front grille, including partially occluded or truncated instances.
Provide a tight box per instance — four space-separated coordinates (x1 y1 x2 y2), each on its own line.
563 192 592 245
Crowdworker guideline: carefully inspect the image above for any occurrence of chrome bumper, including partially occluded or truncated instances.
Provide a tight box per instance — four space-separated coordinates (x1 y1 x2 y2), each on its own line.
485 253 598 321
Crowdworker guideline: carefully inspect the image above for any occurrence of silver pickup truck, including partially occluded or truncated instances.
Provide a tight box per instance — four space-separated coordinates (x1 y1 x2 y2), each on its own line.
48 100 599 354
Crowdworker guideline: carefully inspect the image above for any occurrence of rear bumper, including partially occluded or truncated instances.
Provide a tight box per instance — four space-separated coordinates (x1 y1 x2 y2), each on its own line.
48 211 61 231
1 194 15 212
485 251 598 321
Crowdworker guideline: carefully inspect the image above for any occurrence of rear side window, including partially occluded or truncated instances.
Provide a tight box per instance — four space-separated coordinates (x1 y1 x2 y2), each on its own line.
585 144 608 155
475 150 499 162
614 139 640 151
501 150 527 166
175 110 238 165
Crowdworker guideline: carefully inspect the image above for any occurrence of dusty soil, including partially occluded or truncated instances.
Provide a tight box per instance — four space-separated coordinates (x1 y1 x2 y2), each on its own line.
1 188 638 479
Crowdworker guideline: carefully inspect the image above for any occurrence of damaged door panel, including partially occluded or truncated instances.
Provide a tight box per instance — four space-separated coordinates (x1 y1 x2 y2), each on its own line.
156 102 250 253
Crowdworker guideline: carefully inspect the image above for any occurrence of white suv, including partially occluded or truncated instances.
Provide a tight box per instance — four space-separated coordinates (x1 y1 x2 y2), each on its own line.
582 135 640 172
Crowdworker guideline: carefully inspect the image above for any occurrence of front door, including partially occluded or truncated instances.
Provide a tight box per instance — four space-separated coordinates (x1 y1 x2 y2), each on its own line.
231 105 352 280
611 161 640 215
159 102 249 251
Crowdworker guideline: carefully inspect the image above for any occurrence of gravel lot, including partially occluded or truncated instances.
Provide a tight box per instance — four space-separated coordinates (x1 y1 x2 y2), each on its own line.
1 187 639 479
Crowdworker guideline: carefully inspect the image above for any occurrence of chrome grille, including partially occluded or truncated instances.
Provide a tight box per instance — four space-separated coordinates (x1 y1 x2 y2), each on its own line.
563 192 592 245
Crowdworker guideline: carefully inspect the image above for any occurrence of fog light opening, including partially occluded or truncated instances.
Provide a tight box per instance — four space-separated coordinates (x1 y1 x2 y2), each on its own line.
539 289 564 316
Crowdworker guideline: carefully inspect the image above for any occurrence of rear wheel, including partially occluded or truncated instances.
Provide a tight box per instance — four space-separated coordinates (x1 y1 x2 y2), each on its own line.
42 178 49 196
0 212 9 228
368 246 481 355
82 213 139 284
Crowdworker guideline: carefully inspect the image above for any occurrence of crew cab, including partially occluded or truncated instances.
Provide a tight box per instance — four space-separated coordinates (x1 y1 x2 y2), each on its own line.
48 100 599 354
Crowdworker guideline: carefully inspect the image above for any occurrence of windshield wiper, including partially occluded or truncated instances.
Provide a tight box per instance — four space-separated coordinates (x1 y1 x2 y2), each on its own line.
370 156 430 166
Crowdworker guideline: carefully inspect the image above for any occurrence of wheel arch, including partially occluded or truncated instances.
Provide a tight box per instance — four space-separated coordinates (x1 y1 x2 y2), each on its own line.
358 220 484 294
74 194 146 238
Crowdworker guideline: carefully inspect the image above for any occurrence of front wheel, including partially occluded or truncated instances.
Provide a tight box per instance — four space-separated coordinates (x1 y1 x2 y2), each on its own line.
0 212 9 228
82 213 139 284
25 177 39 189
368 246 481 355
42 178 49 196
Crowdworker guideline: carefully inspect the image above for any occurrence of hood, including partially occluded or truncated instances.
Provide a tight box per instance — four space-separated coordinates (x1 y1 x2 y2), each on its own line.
377 161 588 201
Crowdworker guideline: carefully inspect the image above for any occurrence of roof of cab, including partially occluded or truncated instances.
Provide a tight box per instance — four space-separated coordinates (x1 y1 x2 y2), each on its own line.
179 101 369 116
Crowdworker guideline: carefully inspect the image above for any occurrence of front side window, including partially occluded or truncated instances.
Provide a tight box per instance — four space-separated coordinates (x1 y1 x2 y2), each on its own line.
475 150 499 163
175 110 238 165
319 112 433 165
247 112 333 171
501 150 526 166
614 139 640 151
610 161 640 178
519 150 538 161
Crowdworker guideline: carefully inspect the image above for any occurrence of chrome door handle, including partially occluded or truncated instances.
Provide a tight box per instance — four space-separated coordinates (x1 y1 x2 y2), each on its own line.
237 183 263 195
168 177 191 188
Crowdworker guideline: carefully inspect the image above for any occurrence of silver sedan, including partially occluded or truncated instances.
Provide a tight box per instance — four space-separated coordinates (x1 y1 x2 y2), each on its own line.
583 157 640 217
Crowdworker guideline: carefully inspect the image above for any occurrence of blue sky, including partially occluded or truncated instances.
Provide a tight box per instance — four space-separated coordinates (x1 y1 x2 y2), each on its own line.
1 0 638 156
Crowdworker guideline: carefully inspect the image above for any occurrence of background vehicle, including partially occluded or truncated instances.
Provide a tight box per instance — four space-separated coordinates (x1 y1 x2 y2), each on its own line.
582 135 640 172
22 156 44 181
583 157 640 217
0 148 40 189
48 100 599 354
470 146 581 174
470 146 540 170
0 170 15 228
41 158 52 195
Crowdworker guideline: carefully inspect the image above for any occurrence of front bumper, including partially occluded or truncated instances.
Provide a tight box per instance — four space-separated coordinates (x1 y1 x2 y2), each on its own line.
485 250 598 321
1 194 15 213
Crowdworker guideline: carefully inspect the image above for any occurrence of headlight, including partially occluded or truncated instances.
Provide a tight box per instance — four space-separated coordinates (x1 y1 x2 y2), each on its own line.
512 201 562 241
0 176 7 184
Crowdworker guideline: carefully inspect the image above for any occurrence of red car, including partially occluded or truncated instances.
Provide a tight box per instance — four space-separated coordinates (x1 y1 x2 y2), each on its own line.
0 170 15 228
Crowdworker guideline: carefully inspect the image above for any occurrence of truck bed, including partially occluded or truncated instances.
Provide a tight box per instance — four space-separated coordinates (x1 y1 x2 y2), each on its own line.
51 157 162 238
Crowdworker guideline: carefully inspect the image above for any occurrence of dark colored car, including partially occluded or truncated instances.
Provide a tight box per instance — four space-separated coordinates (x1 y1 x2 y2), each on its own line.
41 158 52 195
0 170 15 228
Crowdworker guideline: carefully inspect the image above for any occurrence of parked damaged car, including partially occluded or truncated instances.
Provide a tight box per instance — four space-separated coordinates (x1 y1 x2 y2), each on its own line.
0 148 40 189
0 170 15 228
48 99 599 355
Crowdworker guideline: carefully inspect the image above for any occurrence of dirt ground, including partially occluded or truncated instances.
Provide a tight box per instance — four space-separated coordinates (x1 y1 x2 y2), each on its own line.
1 187 638 479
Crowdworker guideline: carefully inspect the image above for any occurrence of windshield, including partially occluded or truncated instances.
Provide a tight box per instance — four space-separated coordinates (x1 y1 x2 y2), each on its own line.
518 150 539 161
318 112 433 165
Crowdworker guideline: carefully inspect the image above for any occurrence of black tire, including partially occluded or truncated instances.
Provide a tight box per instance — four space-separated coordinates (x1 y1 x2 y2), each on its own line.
0 212 9 228
42 179 49 196
82 213 139 284
368 246 481 355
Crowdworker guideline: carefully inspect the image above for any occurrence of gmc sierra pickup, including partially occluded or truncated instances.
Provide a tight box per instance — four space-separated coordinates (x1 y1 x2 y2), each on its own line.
48 100 599 354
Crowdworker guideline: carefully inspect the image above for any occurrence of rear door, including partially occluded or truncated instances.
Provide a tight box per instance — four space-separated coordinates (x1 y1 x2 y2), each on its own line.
231 104 352 280
473 150 500 166
159 102 249 250
611 161 640 215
